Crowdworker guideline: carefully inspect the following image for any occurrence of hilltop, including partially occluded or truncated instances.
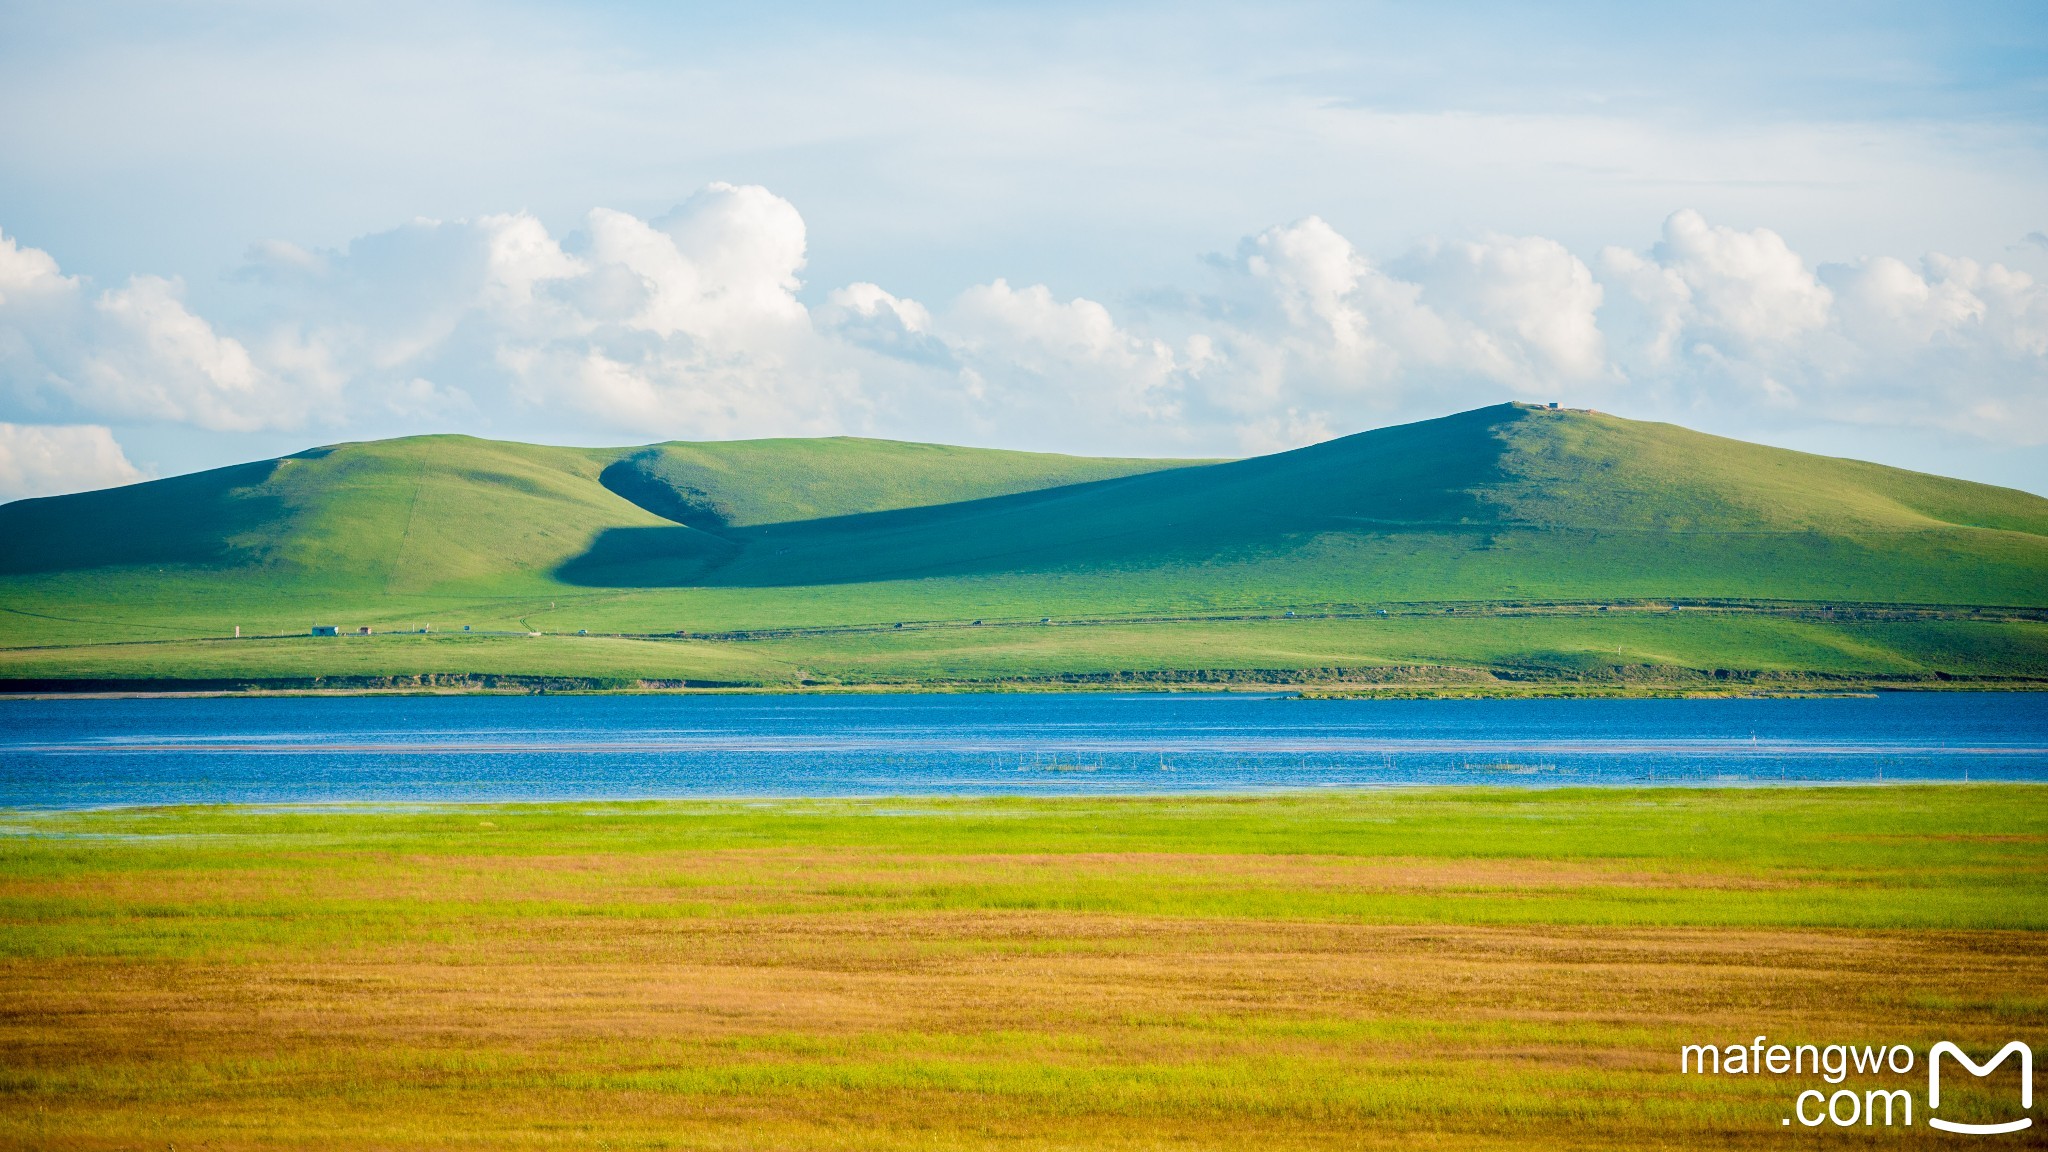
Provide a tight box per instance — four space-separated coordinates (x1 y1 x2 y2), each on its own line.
1 404 2044 692
0 434 1194 593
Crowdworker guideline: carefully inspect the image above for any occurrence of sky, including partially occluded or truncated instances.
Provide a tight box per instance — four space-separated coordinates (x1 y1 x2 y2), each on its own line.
1 0 2045 499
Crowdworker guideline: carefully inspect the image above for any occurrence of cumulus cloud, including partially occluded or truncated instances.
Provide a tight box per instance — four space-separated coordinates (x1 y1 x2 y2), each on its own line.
1 229 293 431
189 184 1198 447
1242 216 1382 351
81 276 275 429
1600 211 2048 440
820 282 948 365
0 230 72 303
1152 218 1606 437
577 185 808 342
943 279 1183 424
1402 234 1607 384
212 184 865 440
0 422 143 502
1813 253 2048 435
3 193 2045 470
1649 209 1833 344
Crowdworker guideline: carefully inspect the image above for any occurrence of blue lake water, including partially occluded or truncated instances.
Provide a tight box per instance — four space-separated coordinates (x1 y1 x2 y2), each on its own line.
1 691 2044 807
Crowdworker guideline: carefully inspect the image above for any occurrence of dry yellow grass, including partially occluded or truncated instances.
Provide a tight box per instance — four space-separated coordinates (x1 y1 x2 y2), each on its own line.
2 791 2043 1149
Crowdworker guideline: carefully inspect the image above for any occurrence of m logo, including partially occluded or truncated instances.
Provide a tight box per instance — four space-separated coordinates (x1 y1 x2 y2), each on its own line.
1929 1041 2033 1135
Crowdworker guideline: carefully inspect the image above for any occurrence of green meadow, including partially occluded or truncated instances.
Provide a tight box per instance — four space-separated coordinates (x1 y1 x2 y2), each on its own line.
3 403 2045 690
2 611 2045 691
3 787 2043 1148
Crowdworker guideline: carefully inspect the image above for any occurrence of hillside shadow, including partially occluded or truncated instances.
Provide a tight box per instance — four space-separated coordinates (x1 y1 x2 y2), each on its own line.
556 406 1517 589
0 458 288 575
555 524 740 586
599 453 736 532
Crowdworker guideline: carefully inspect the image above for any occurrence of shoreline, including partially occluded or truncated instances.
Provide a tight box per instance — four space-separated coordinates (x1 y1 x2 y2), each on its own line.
2 676 2042 700
2 780 2042 816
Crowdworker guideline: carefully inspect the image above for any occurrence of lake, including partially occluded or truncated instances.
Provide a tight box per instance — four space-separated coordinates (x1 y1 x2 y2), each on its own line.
0 691 2042 807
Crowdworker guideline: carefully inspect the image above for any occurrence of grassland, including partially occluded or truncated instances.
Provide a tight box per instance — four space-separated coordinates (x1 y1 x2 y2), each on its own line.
2 787 2043 1148
2 609 2042 692
3 404 2045 691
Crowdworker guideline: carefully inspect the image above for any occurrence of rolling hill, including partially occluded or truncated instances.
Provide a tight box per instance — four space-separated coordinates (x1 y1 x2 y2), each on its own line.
1 403 2044 691
0 434 1197 593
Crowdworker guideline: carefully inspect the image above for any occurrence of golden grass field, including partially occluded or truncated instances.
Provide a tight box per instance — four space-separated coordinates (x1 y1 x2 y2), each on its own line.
2 789 2044 1149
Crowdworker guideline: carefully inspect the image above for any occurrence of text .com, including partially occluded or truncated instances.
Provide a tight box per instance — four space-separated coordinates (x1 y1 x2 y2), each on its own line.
1680 1038 2033 1133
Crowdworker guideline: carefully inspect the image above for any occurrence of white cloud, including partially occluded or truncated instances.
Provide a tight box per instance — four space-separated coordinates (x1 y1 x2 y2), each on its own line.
0 230 75 305
1829 255 1987 346
1403 234 1607 385
829 283 930 331
579 183 809 342
1596 245 1693 367
4 195 2046 476
821 282 949 365
1243 216 1379 351
1644 209 1834 345
83 276 274 430
205 187 850 440
1593 210 2048 443
495 185 858 437
0 422 143 502
0 232 292 432
1811 254 2048 438
1159 219 1607 440
1195 217 1425 425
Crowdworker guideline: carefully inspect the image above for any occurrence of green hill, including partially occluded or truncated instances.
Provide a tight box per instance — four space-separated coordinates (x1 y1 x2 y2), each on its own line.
0 435 1195 592
561 404 2048 601
2 404 2044 692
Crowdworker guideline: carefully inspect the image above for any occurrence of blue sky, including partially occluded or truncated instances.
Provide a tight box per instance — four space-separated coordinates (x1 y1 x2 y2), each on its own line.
1 0 2044 495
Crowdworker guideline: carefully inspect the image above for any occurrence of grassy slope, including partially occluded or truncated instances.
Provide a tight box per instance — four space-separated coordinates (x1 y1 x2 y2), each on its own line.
4 615 2045 689
588 404 2047 602
2 789 2043 1148
2 405 2045 687
602 436 1208 528
0 434 1196 644
0 434 1194 595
